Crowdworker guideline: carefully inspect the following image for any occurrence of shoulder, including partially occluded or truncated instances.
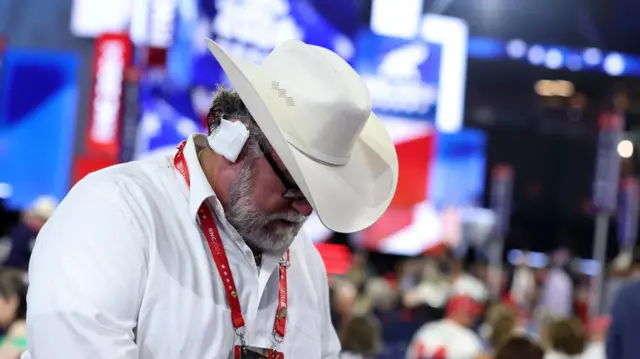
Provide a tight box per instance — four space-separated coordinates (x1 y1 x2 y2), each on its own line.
35 158 172 252
612 280 640 312
618 279 640 296
414 321 440 339
460 327 483 350
60 157 172 223
78 156 172 201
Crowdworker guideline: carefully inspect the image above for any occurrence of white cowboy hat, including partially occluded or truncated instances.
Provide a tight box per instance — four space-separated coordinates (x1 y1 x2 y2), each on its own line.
205 38 398 233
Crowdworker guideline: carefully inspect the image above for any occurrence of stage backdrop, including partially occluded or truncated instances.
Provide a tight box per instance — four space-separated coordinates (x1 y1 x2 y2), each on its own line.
0 49 79 208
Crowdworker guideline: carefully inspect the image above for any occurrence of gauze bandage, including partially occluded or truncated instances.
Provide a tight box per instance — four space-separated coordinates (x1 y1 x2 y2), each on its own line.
207 119 250 163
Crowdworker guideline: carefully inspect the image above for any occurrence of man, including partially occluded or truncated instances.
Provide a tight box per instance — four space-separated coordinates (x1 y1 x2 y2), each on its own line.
329 278 357 332
406 294 487 359
538 248 574 319
510 252 535 310
606 278 640 359
603 246 640 313
24 39 398 358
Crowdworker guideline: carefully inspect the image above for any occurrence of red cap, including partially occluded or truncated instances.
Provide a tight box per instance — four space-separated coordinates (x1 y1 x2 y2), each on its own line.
446 295 483 317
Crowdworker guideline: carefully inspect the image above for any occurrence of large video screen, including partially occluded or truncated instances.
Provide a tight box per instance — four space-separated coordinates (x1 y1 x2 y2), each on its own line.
168 0 356 89
356 128 487 256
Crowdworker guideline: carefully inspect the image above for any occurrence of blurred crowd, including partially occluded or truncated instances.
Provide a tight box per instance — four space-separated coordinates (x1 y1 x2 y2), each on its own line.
328 246 637 359
2 195 640 359
0 197 54 359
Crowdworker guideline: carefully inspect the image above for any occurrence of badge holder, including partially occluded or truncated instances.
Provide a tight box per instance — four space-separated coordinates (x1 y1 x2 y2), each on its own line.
231 329 284 359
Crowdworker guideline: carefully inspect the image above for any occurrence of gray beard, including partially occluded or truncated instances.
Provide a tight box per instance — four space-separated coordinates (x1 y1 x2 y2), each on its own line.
225 161 306 253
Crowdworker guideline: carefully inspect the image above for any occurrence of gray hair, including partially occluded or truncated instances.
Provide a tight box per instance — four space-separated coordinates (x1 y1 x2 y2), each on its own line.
207 86 266 159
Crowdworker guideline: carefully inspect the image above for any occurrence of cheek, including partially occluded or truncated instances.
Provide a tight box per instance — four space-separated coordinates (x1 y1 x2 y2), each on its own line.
250 172 286 213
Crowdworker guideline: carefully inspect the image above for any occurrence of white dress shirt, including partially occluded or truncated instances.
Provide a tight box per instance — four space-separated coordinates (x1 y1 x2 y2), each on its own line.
511 266 535 308
406 319 483 359
581 342 605 359
23 134 341 359
539 268 574 318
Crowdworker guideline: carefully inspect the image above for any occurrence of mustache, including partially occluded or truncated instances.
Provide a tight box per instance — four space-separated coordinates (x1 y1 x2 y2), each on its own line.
263 211 306 224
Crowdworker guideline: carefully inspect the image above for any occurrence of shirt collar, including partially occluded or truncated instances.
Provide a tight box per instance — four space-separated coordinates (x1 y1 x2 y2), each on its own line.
182 134 225 221
180 134 290 261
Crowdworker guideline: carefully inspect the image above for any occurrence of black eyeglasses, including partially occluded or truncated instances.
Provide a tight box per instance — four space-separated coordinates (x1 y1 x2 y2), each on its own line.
259 142 306 201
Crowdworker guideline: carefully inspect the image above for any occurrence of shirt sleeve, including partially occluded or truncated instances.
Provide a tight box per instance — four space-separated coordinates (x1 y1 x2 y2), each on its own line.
405 327 429 359
25 177 148 359
303 236 341 358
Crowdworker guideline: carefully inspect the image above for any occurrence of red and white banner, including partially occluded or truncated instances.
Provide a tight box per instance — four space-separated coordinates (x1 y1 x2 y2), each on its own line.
360 118 439 255
85 33 133 160
72 33 132 185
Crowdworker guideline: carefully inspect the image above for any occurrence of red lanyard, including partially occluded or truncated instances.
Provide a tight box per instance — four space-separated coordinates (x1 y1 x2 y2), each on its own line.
174 140 289 344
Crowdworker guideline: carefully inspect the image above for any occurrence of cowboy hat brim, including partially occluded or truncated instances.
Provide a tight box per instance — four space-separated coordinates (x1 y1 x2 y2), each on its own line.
205 39 398 233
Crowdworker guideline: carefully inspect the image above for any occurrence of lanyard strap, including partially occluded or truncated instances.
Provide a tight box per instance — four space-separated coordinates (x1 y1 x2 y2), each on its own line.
174 140 288 342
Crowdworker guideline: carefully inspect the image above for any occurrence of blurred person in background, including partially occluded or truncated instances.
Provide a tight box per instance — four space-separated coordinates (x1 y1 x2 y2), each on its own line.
606 276 640 359
623 247 640 280
538 249 574 319
450 249 489 305
406 294 488 359
24 39 399 358
361 277 396 317
1 196 57 270
602 245 640 313
0 201 19 239
338 314 382 359
346 252 375 293
397 258 425 296
495 337 544 359
510 252 536 311
582 316 608 359
0 269 27 359
533 311 557 348
480 303 518 352
543 318 586 359
602 251 632 313
403 257 451 314
330 278 358 332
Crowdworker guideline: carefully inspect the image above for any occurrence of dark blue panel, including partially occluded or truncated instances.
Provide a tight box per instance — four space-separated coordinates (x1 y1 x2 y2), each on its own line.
6 61 65 124
0 49 79 209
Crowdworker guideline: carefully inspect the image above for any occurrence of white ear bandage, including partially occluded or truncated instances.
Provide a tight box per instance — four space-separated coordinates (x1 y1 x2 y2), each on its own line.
207 118 250 163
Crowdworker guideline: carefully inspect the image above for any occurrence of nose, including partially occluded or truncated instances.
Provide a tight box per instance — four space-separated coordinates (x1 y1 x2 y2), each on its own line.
292 199 313 217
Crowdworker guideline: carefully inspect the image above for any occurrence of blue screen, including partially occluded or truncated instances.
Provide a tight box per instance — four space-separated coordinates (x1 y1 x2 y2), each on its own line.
428 129 487 209
0 49 79 208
